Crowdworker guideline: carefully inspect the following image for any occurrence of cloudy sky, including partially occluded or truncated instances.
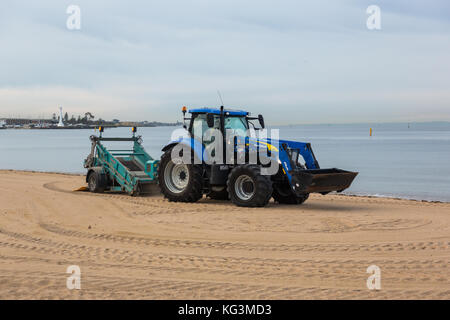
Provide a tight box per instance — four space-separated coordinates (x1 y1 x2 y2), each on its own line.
0 0 449 124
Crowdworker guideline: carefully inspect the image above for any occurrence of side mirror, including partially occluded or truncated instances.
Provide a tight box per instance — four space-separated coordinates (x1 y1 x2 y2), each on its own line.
206 113 215 128
258 114 265 128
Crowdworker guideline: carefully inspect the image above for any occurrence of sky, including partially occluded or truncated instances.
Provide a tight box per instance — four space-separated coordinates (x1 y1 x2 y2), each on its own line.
0 0 449 124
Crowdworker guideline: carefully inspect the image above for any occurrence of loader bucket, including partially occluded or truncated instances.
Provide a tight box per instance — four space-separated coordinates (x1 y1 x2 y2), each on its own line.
291 168 358 194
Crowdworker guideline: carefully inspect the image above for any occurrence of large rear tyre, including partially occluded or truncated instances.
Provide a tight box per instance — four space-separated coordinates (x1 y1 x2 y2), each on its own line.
272 184 309 204
87 168 106 193
158 149 203 202
227 165 272 207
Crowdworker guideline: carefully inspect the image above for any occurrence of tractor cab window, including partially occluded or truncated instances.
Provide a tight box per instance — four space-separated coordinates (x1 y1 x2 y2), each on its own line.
192 114 208 139
224 116 248 137
191 114 220 144
191 114 248 143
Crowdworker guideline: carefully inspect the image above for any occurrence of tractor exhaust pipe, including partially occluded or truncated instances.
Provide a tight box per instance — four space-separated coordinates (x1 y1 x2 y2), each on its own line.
220 105 225 165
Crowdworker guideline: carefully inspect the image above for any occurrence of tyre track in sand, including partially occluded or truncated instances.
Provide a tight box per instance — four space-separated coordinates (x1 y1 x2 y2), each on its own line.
0 271 449 300
42 181 245 216
0 226 449 286
36 223 450 253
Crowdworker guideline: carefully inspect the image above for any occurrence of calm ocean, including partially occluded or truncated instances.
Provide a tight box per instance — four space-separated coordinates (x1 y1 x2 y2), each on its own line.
1 122 449 202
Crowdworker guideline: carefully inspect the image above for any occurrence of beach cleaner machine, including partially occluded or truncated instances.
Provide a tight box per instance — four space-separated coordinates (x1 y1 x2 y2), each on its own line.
83 126 159 196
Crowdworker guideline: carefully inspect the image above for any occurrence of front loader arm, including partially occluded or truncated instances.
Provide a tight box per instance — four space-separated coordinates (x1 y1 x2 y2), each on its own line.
300 143 320 169
278 140 320 170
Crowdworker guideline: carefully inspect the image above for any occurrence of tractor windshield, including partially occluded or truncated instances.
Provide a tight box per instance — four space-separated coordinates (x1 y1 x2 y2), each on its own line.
224 116 248 132
191 114 249 143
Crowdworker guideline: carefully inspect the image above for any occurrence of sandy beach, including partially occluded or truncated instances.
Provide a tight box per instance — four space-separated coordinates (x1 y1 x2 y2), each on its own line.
0 170 448 299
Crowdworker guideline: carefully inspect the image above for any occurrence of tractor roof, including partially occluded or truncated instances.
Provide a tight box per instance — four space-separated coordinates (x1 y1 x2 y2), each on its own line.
189 108 249 116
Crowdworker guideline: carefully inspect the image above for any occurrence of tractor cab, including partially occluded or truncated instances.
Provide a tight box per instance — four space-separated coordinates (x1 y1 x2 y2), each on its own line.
183 107 264 141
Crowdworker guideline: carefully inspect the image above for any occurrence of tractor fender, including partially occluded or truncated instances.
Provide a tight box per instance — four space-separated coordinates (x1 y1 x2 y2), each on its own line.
161 138 207 163
161 142 178 152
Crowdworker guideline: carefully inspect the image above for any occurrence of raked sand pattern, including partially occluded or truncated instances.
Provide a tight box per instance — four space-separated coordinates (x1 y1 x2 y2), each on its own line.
0 170 449 299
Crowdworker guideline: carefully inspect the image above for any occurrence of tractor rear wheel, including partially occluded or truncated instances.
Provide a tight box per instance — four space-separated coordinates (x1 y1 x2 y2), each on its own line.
87 168 106 193
272 184 309 204
227 165 272 207
158 149 203 202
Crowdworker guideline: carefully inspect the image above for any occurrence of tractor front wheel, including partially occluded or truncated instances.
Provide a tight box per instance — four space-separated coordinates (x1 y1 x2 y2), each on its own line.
227 165 272 207
158 149 203 202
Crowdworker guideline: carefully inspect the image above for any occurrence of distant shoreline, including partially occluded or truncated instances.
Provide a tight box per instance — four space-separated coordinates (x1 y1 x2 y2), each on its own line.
0 124 181 130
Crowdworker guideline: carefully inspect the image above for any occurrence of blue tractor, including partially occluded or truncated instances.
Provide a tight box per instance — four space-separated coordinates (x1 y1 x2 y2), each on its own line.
158 106 358 207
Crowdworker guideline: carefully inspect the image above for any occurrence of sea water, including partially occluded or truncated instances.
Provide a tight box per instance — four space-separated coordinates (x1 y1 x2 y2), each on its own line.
0 122 449 202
